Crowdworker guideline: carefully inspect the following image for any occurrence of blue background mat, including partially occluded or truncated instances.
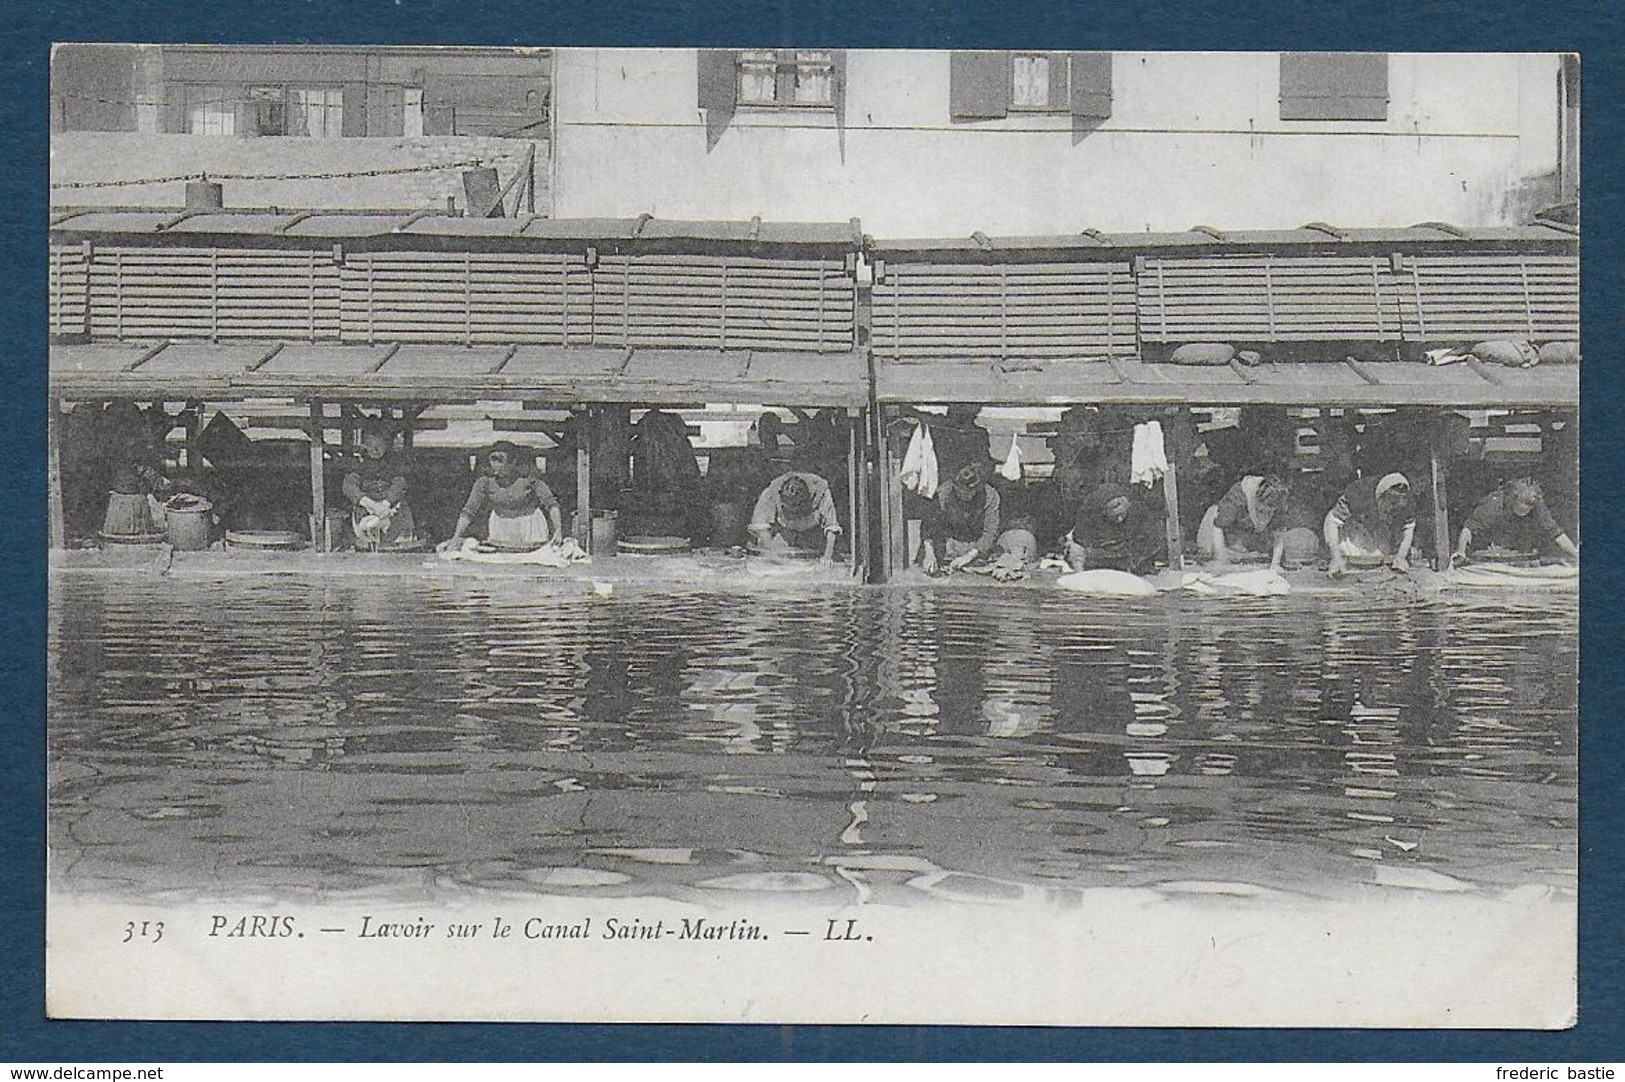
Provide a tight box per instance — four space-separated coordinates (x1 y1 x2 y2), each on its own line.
4 0 1620 1061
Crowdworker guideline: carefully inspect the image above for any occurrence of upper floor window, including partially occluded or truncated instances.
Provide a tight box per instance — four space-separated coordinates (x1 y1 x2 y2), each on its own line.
184 85 235 135
1279 53 1388 121
950 52 1113 121
289 86 344 137
1011 54 1054 109
735 49 837 108
191 84 345 136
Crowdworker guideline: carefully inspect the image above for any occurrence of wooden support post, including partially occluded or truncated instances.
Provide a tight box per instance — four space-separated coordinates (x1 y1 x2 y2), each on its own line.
309 400 327 553
854 409 873 581
846 410 861 576
873 408 892 581
48 397 65 550
183 401 202 472
885 409 907 576
1161 409 1186 571
1431 414 1451 572
574 406 592 549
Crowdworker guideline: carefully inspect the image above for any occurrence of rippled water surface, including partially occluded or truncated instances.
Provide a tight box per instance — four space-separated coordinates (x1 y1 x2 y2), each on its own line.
49 574 1577 905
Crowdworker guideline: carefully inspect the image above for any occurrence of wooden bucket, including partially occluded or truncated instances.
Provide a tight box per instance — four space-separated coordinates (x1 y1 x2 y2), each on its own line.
102 492 158 537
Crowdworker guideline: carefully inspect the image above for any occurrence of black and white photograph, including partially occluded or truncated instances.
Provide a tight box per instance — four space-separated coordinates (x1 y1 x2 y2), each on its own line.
45 46 1580 1026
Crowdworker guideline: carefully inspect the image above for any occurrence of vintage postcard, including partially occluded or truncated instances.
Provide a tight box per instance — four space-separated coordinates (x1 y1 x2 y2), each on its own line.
46 46 1578 1025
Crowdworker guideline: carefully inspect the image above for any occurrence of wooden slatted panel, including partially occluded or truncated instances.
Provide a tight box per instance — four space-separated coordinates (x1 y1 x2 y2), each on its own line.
1136 255 1399 342
871 261 1136 359
339 251 595 346
49 244 89 335
597 254 856 352
87 246 210 338
1393 255 1578 341
213 250 340 340
83 245 342 341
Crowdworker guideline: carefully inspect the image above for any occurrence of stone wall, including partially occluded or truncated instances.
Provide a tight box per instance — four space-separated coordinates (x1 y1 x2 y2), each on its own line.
51 133 548 213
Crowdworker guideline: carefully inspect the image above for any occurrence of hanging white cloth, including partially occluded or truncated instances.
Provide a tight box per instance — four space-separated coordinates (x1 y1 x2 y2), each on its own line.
999 432 1023 482
899 421 939 498
1129 420 1168 487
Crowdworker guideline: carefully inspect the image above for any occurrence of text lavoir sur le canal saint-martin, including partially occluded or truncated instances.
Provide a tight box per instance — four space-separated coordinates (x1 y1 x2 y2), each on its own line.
201 913 875 943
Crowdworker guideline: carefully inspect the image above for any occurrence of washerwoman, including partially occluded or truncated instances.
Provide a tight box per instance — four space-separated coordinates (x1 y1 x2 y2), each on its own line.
341 419 417 550
1324 472 1415 577
1196 474 1291 570
440 441 563 551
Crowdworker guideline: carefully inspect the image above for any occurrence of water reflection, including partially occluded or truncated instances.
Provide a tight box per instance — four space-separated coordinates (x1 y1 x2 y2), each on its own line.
49 577 1576 904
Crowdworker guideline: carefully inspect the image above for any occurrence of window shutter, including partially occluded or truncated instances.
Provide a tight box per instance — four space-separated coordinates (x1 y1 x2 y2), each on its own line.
1069 52 1113 119
696 49 739 150
423 74 455 135
342 83 366 136
1044 53 1068 111
1280 52 1387 120
162 85 186 134
950 51 1011 119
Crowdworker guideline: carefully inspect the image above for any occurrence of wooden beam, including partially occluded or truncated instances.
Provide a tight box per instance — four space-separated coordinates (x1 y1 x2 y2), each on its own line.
366 344 402 374
309 399 328 553
400 404 427 452
48 398 65 550
338 404 356 452
574 406 592 550
1342 356 1384 386
492 417 569 435
245 415 448 433
122 340 171 373
245 343 285 373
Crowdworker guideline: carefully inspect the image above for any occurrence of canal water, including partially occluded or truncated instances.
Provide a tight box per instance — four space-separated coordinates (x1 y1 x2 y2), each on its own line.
48 574 1577 907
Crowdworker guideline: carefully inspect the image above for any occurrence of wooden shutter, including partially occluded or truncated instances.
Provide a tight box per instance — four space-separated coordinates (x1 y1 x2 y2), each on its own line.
872 260 1136 360
49 244 90 336
339 250 593 347
1394 255 1578 342
1069 52 1113 119
950 51 1012 119
1280 53 1388 121
697 50 739 150
1135 255 1401 343
81 244 343 342
592 253 855 352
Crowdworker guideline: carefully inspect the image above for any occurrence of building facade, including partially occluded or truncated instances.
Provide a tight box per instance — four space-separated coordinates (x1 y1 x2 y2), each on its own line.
51 45 550 211
552 50 1577 235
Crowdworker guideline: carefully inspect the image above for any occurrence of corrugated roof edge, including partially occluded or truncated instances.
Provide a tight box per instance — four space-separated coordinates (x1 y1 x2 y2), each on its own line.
868 220 1577 255
48 209 865 248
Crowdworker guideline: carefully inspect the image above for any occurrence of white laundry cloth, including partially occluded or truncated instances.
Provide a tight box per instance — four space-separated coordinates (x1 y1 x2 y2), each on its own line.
436 537 590 566
1180 569 1292 596
999 432 1023 482
899 421 939 498
1129 421 1168 487
1055 569 1159 597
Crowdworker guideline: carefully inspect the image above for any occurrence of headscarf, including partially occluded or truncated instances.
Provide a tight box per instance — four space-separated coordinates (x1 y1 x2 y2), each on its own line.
1240 474 1288 532
1375 473 1410 502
